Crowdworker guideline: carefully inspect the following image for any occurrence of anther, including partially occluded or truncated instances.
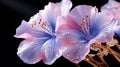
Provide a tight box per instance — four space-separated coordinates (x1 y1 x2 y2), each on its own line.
34 22 36 25
40 19 42 22
86 15 88 18
42 22 47 27
31 24 34 28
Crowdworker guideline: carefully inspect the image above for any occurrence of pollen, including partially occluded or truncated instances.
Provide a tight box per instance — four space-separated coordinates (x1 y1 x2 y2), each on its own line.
31 19 48 28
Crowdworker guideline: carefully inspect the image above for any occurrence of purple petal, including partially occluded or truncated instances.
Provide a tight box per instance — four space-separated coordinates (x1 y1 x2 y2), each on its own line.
101 0 120 10
57 0 72 16
14 20 51 39
56 16 88 47
17 39 47 64
93 22 118 43
101 0 120 20
40 0 72 30
90 12 117 43
41 38 61 65
40 2 61 30
115 26 120 37
57 25 86 47
63 43 90 63
70 5 98 24
89 11 113 36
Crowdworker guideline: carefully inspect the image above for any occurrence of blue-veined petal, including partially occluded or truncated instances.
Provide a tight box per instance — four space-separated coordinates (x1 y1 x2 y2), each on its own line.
89 11 113 37
57 24 88 47
63 43 90 63
17 39 48 64
14 20 51 39
70 5 98 25
56 5 117 64
57 0 72 16
40 3 61 31
41 38 61 65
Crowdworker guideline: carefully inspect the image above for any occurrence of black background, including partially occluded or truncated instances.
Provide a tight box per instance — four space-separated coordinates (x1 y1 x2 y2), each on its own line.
0 0 120 67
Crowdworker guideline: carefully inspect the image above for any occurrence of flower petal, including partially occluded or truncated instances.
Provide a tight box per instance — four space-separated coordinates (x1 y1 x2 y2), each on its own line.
101 0 120 10
17 39 47 64
57 0 72 16
93 22 118 44
57 25 87 47
115 26 120 37
40 2 61 31
101 0 120 20
41 38 61 65
14 20 51 39
40 0 72 31
70 5 98 24
63 43 90 63
89 11 113 37
56 16 88 47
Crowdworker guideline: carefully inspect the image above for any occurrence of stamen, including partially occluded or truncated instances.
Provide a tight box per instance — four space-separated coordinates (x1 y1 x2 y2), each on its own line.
40 19 42 22
30 18 53 34
31 24 34 28
79 16 91 35
86 15 88 18
34 22 36 25
42 22 47 27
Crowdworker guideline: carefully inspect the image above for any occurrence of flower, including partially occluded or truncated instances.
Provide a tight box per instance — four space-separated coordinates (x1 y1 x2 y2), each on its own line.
101 0 120 21
101 0 120 37
14 0 72 65
56 5 117 63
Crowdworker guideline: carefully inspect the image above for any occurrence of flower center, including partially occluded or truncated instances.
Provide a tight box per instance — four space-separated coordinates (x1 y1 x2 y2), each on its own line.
79 16 94 41
30 18 53 34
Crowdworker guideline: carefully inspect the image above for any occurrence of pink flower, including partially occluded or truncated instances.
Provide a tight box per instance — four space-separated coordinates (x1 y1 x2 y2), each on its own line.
14 0 72 65
101 0 120 21
101 0 120 37
57 5 117 63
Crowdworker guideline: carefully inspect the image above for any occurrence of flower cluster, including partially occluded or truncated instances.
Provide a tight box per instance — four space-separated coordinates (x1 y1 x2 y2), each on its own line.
14 0 120 65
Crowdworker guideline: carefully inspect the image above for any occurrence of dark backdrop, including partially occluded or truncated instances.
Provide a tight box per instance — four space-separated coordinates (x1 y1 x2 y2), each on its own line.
0 0 119 67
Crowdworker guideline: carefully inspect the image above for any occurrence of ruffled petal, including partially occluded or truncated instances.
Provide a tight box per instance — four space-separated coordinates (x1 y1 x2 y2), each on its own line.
41 38 61 65
101 0 120 20
57 0 72 16
89 11 113 37
14 20 51 39
63 43 90 63
56 6 98 46
40 2 61 31
17 39 47 64
40 0 72 30
101 0 120 10
28 12 42 24
56 16 89 47
56 15 80 32
56 23 87 47
70 5 98 24
92 20 118 44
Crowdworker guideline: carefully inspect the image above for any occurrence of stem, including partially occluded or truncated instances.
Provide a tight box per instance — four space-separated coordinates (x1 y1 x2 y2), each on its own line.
84 57 98 67
83 42 120 66
92 43 120 63
105 45 120 63
115 44 120 50
97 49 108 67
